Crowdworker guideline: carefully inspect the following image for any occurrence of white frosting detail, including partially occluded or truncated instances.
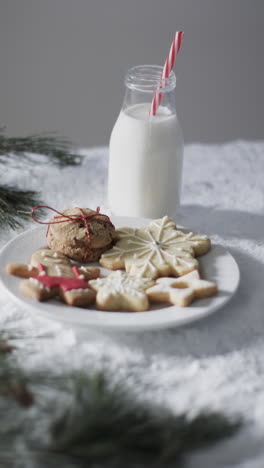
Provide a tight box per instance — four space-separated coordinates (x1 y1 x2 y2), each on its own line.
101 217 208 278
90 271 153 299
54 265 64 276
43 257 65 264
65 288 91 293
29 278 51 292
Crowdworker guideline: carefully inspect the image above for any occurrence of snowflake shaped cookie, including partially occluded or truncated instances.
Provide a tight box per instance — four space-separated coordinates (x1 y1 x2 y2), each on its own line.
99 216 210 279
146 270 217 307
89 270 154 311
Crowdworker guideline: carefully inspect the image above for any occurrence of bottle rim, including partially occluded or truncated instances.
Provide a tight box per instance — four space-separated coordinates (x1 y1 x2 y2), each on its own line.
125 65 176 93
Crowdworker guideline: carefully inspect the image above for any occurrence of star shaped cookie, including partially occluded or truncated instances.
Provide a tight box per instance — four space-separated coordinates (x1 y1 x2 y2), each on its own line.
89 270 154 311
146 270 217 307
99 216 210 279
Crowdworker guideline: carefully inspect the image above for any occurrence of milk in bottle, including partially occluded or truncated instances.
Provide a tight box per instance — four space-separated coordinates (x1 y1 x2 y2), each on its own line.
108 65 183 219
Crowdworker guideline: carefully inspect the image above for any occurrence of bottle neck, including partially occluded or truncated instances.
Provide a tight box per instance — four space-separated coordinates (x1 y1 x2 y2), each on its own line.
122 65 177 116
122 88 176 116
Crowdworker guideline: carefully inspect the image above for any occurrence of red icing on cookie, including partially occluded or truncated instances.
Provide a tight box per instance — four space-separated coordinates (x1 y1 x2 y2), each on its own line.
35 264 89 292
35 275 89 292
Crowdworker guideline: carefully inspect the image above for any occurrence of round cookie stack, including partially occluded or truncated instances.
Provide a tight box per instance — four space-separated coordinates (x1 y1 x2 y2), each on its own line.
46 208 115 263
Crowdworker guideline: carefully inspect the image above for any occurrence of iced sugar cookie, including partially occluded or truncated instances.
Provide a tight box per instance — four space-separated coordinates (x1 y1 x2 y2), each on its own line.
89 270 154 311
146 270 217 307
99 216 210 279
6 248 100 307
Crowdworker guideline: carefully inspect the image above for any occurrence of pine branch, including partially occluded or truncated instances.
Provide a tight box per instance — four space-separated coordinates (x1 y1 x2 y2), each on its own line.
0 345 241 468
0 126 84 231
0 128 84 231
0 185 43 230
26 371 241 468
0 127 81 167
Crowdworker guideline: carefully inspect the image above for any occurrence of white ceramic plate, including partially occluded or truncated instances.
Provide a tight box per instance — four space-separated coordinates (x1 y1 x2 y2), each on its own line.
0 217 240 331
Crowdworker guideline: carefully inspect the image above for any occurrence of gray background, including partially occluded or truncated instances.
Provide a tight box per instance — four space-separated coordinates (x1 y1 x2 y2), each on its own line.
1 0 263 147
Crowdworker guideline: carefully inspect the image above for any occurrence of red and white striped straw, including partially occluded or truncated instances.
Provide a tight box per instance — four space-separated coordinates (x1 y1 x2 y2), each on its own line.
150 31 184 116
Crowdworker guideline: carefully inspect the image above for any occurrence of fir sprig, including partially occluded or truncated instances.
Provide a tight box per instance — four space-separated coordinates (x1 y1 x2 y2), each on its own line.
0 128 81 167
0 185 43 230
27 372 240 468
0 127 83 231
0 343 241 468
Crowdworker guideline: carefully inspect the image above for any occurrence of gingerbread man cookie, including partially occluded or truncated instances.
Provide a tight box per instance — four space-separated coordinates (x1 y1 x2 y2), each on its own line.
99 216 211 279
146 270 217 307
89 270 154 311
6 248 100 307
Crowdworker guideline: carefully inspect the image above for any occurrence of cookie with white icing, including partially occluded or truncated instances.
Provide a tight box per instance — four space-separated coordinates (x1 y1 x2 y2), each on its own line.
146 270 217 307
99 216 211 279
6 248 100 307
89 270 154 311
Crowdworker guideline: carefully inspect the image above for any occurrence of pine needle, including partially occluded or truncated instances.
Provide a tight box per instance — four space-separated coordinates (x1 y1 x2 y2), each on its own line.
0 128 84 231
0 128 81 167
0 185 43 230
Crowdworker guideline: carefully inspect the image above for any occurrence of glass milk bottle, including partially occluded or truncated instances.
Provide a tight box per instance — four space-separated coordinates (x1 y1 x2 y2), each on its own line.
108 65 184 219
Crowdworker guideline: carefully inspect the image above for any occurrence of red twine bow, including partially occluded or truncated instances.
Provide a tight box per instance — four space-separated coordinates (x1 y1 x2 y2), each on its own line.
31 205 114 259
